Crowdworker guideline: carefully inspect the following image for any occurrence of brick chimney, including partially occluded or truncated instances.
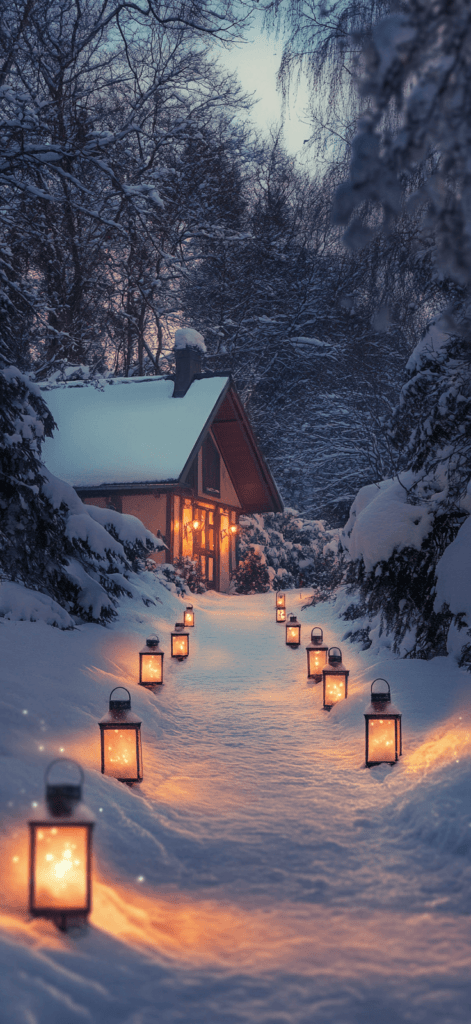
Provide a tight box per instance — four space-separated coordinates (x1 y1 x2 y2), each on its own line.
172 328 206 397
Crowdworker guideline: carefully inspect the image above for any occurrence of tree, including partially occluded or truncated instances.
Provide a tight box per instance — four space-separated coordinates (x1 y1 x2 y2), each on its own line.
0 364 160 623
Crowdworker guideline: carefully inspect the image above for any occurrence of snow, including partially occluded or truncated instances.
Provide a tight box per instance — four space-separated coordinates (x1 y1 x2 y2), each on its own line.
1 581 471 1022
0 581 73 628
174 327 206 353
40 376 229 487
341 471 433 572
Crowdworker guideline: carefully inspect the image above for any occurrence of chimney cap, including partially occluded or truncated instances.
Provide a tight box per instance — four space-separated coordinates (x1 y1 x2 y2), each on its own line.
174 328 206 353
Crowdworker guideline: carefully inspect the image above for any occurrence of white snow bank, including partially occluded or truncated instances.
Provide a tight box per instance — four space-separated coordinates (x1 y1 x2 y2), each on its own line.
341 472 433 572
406 317 451 374
0 582 73 628
174 327 206 353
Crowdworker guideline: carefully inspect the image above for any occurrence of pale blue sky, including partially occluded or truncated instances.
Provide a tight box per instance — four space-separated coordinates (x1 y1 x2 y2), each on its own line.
216 27 310 155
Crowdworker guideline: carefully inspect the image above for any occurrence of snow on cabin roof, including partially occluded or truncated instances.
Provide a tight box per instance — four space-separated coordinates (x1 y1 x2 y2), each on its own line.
40 375 230 488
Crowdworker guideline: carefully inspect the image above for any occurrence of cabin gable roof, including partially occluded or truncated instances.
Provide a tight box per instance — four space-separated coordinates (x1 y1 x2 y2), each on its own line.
40 374 282 513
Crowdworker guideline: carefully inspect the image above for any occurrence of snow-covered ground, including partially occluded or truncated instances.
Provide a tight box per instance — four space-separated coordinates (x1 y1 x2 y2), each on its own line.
1 578 471 1023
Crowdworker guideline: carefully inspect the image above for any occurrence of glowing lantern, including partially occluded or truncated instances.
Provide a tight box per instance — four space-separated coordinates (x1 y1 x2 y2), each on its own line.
276 607 287 623
306 627 329 681
286 614 301 647
365 678 402 767
98 687 143 784
139 635 164 685
276 592 286 610
171 622 189 660
29 759 94 931
184 605 195 628
322 647 349 710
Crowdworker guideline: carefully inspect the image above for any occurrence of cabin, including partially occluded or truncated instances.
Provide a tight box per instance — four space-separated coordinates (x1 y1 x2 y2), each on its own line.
40 334 282 592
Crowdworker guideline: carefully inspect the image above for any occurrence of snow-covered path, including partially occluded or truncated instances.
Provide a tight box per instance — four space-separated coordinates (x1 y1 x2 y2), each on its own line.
1 587 471 1022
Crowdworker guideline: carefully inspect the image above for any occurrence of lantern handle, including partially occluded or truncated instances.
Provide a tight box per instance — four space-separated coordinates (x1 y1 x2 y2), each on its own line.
311 627 323 641
328 646 341 657
371 678 391 697
109 686 131 701
145 635 160 647
45 758 84 789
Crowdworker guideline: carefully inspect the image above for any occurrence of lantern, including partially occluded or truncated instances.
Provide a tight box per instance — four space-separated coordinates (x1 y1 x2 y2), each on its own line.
29 759 94 931
285 614 301 647
171 622 189 660
276 592 286 610
276 606 287 623
322 647 349 710
306 627 329 681
139 635 164 685
98 687 143 784
184 604 195 628
365 678 402 767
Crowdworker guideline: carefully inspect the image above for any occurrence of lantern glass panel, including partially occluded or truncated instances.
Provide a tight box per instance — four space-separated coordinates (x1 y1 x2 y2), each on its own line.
184 608 194 627
308 648 328 675
276 608 286 622
31 824 89 911
286 624 300 644
324 672 347 706
367 718 398 762
102 726 141 780
140 652 163 684
172 633 189 658
276 593 285 609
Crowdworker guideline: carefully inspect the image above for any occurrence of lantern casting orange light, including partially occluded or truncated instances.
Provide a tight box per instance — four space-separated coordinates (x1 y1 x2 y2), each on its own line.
184 604 195 628
98 687 143 785
322 646 349 710
139 635 164 685
364 678 402 767
276 606 287 623
28 759 94 932
285 614 301 647
306 627 328 681
171 622 190 660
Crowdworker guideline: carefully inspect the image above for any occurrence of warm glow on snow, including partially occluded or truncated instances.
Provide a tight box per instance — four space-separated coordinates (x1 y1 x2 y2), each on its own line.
405 717 471 773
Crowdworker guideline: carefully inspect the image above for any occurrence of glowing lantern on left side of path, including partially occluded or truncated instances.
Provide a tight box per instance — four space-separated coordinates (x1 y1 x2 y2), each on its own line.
285 614 301 647
184 605 195 628
276 607 287 623
306 626 329 681
276 592 286 610
28 759 95 931
171 622 190 660
98 687 143 784
322 647 349 710
364 678 402 767
139 636 164 685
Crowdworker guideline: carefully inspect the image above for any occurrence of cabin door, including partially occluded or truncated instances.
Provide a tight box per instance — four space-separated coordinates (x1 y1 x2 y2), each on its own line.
193 505 217 589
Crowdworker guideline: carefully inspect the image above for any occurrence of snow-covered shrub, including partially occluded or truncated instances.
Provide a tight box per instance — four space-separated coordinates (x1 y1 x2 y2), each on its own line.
236 510 343 602
0 365 161 624
231 548 270 594
173 557 207 594
340 320 471 659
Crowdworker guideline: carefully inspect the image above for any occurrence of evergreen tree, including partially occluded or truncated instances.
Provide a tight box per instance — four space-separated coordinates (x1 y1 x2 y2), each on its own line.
232 549 271 594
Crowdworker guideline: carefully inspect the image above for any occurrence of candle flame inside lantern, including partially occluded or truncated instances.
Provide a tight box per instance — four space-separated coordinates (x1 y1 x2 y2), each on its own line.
173 636 188 657
286 626 299 643
103 730 139 779
368 718 396 761
324 673 345 706
308 649 327 673
140 654 162 683
34 826 87 909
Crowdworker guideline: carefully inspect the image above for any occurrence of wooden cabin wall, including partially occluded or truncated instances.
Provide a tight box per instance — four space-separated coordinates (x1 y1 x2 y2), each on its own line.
83 492 168 564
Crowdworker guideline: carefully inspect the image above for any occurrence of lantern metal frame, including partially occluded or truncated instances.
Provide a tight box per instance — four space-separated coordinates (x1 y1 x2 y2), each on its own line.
139 635 164 686
306 627 329 681
322 647 349 710
276 606 287 623
285 614 301 647
184 605 195 628
171 622 190 660
28 759 94 931
98 687 143 784
276 592 286 610
364 678 402 767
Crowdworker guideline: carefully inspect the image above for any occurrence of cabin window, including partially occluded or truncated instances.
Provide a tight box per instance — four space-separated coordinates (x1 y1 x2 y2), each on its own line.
202 434 220 496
